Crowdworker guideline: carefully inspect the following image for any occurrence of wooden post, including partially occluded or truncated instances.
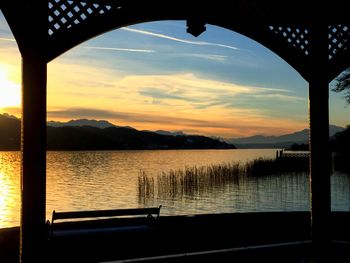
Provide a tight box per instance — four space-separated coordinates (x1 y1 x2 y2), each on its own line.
20 54 47 263
15 1 48 262
308 20 331 261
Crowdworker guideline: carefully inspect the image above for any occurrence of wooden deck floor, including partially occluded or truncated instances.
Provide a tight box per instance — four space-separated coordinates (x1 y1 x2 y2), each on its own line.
1 212 349 262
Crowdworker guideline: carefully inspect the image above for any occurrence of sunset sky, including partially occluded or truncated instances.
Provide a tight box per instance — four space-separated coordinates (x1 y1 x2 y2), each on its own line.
0 13 349 138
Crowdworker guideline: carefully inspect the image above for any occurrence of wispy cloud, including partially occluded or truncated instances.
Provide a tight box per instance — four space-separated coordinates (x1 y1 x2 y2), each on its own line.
181 53 227 61
113 74 306 116
119 73 299 101
83 46 156 53
48 108 228 129
252 94 306 102
0 37 15 42
121 27 239 51
45 61 308 137
46 108 265 130
139 87 200 103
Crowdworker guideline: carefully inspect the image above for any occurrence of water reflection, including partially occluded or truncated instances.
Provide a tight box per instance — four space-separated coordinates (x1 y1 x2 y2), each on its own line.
46 151 140 220
138 164 311 213
0 150 349 228
331 172 350 210
138 168 350 215
0 152 20 228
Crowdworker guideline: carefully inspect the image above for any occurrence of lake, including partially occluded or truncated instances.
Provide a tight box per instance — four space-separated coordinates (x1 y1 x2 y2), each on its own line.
0 149 349 228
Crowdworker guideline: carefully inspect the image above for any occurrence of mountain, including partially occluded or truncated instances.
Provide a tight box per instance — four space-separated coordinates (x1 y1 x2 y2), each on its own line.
1 113 345 150
0 114 20 150
226 125 345 149
48 120 188 136
331 125 350 154
0 114 235 150
153 130 186 136
47 119 117 129
47 127 235 150
330 125 345 136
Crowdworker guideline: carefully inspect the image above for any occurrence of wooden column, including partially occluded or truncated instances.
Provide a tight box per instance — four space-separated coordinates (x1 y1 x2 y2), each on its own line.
309 20 331 261
14 1 48 261
20 54 47 262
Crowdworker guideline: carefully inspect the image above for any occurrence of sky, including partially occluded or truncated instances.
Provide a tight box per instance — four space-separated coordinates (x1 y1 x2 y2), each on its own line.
0 12 349 138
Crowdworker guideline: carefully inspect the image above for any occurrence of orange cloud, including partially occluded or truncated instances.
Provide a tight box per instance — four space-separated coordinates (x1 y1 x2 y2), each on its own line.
0 37 308 138
45 57 308 137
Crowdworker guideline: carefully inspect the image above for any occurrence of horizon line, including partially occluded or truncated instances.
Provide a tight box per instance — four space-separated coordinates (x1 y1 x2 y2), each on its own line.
0 112 345 140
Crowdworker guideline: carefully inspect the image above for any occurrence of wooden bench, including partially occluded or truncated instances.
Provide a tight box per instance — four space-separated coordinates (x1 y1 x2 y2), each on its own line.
47 206 162 238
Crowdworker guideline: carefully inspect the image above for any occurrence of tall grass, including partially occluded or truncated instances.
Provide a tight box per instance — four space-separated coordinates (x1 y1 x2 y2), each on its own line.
138 156 309 201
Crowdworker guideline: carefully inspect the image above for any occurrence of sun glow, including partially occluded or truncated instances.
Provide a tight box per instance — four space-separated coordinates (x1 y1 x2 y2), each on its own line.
0 66 20 109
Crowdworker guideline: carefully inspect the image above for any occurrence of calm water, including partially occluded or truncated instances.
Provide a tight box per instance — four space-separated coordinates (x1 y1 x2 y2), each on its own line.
0 149 349 228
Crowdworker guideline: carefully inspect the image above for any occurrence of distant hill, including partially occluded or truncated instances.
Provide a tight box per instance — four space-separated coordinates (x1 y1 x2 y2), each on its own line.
47 119 136 130
47 126 235 150
153 130 186 136
47 119 117 129
330 126 350 173
331 125 350 154
2 113 346 151
0 114 20 150
0 114 235 150
226 125 345 149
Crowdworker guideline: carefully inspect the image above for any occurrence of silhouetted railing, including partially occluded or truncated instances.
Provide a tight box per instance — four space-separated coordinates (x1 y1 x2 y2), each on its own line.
276 150 310 159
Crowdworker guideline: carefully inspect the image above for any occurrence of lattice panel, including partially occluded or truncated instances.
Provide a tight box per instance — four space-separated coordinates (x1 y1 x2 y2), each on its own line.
269 26 310 56
329 25 350 60
48 0 121 36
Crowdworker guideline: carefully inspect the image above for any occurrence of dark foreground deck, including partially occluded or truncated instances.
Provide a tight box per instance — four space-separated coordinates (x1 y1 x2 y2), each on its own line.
1 212 350 262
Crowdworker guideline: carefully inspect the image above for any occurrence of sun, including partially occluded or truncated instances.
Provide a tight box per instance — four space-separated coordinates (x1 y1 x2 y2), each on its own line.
0 67 20 109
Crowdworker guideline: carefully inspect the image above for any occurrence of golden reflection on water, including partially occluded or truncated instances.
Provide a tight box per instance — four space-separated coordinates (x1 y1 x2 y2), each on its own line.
0 172 13 225
0 152 20 228
0 150 349 228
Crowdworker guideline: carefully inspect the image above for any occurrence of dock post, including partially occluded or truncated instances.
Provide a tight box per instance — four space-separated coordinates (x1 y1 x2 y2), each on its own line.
308 20 331 262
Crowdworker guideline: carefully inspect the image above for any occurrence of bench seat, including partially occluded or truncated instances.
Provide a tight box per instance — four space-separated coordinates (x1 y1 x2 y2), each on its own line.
47 206 161 238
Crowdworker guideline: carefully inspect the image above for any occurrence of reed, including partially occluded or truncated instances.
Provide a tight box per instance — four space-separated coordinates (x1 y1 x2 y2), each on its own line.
138 157 309 200
138 170 155 198
153 163 244 199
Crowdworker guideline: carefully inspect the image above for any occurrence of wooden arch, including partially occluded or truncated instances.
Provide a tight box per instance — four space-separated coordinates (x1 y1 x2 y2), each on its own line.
44 1 312 80
1 0 350 262
1 1 349 80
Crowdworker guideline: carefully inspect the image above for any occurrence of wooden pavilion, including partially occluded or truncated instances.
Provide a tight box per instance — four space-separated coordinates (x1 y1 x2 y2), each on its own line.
1 0 350 262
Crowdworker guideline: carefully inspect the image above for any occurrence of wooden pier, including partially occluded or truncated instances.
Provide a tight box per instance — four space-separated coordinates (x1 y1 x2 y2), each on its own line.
277 150 310 159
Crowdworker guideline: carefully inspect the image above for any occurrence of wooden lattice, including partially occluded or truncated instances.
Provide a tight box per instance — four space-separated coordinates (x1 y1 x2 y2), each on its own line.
48 0 121 36
269 26 310 56
329 25 350 60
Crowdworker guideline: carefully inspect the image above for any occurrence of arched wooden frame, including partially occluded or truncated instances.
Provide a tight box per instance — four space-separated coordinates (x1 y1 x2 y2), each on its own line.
1 0 350 79
47 18 312 80
1 1 350 262
42 1 350 82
